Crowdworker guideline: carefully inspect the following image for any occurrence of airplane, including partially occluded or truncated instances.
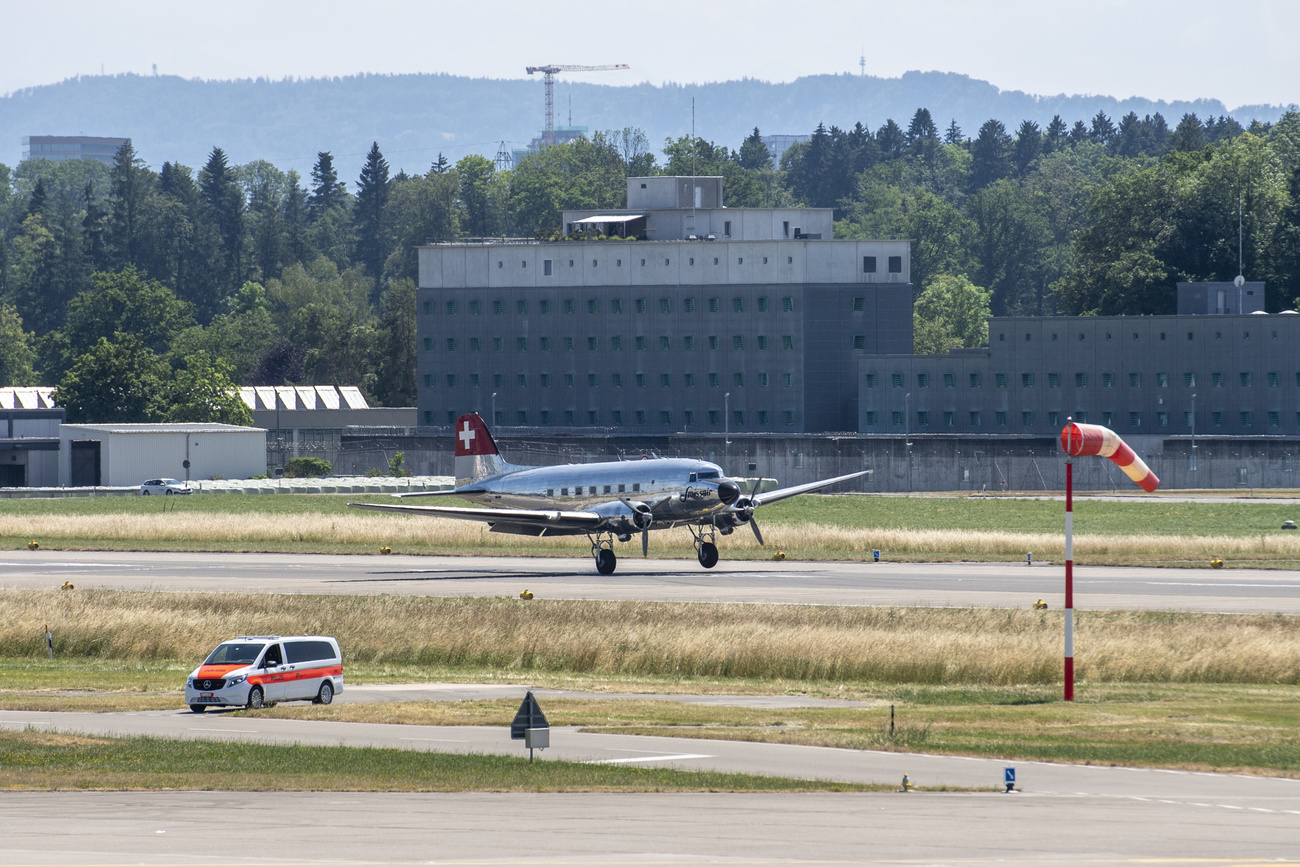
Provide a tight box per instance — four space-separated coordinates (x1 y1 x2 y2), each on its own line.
348 413 869 575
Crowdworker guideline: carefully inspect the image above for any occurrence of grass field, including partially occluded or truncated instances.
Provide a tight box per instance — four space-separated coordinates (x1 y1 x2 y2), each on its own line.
3 491 1300 566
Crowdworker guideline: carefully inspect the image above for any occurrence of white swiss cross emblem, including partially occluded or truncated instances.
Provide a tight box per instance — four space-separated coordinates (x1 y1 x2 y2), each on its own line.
459 420 476 451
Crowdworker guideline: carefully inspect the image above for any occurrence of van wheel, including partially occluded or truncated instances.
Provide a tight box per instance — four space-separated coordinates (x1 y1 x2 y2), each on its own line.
247 686 265 709
189 704 206 713
314 681 334 705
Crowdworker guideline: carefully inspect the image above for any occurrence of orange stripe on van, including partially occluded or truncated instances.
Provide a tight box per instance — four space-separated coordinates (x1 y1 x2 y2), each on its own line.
196 664 245 677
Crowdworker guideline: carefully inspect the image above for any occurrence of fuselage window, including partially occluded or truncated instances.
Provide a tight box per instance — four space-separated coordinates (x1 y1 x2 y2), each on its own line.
689 473 697 482
561 487 568 496
632 483 641 492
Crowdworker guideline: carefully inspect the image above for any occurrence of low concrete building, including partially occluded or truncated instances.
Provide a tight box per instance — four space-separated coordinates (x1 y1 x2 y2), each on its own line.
58 424 267 487
238 385 416 470
0 388 63 487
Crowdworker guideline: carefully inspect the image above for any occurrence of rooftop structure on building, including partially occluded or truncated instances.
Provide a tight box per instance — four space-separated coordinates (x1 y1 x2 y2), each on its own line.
416 176 912 435
22 136 129 165
760 134 811 168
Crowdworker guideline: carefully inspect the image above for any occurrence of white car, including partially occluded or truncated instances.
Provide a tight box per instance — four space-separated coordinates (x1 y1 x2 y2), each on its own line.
186 635 344 712
140 478 191 495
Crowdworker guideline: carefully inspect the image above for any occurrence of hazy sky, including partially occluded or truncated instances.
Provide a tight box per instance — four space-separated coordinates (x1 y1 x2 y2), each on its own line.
2 0 1296 108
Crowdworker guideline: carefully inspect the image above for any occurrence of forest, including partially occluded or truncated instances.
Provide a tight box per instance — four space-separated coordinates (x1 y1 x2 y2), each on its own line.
1 105 1298 424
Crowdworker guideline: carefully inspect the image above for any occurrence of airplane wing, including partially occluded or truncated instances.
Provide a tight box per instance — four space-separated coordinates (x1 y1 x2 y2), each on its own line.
750 470 871 507
348 501 603 534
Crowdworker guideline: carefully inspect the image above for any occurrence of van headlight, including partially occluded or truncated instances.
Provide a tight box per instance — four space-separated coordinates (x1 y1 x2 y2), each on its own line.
227 675 246 687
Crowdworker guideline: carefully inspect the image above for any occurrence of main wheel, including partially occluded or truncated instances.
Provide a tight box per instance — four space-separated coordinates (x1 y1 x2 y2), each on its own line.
189 704 207 713
595 548 617 575
698 542 719 569
247 686 265 709
314 681 334 705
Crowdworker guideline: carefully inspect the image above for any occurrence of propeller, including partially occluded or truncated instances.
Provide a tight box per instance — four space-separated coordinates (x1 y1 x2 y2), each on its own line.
642 529 649 557
747 477 765 546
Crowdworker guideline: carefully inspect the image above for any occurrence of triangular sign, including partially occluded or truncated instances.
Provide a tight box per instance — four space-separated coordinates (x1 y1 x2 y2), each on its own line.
510 691 549 740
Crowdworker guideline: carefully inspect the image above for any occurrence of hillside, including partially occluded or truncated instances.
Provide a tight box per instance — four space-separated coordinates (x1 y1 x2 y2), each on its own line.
0 71 1283 178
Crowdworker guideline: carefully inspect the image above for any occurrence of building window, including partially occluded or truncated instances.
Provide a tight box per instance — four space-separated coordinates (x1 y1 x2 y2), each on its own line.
892 373 904 388
757 372 769 387
1129 372 1142 387
1212 411 1224 426
1048 411 1059 427
539 299 551 315
469 373 480 387
733 410 745 426
446 301 458 315
659 411 672 425
970 373 982 388
543 259 552 276
1101 411 1111 426
866 373 879 388
917 373 929 388
1102 372 1114 388
1076 372 1088 387
709 373 719 387
566 410 576 425
1268 371 1280 387
758 410 770 425
733 297 744 313
445 374 456 388
995 373 1007 389
734 335 744 350
611 373 622 388
684 336 695 350
633 336 647 351
852 297 865 312
588 410 598 425
492 337 504 352
518 373 528 388
610 299 622 314
493 300 504 315
659 298 671 314
610 336 621 351
493 373 504 388
863 256 877 273
917 411 929 427
660 336 671 351
1240 372 1253 387
708 298 720 313
683 298 695 313
564 373 575 388
516 411 528 425
684 410 695 425
723 221 731 237
588 373 598 387
517 337 528 351
1156 372 1169 388
782 297 794 312
757 296 769 312
422 337 433 351
660 373 671 388
584 337 597 351
708 336 719 350
1240 411 1253 426
1130 411 1141 426
888 256 902 273
783 411 795 425
756 335 768 350
563 299 575 314
1076 411 1088 423
1047 372 1061 388
970 411 981 426
422 300 434 315
853 335 866 350
783 373 794 387
634 298 647 314
540 373 551 387
865 411 878 426
1021 373 1034 388
709 410 720 425
1022 411 1034 426
1212 372 1223 387
943 410 955 426
423 373 433 387
535 337 548 351
891 411 904 426
585 299 598 314
782 335 794 350
1268 410 1280 427
1157 411 1168 427
562 337 574 351
446 338 458 351
635 373 646 388
517 300 528 315
943 373 955 388
996 411 1007 425
1184 372 1195 387
684 373 695 387
733 373 744 387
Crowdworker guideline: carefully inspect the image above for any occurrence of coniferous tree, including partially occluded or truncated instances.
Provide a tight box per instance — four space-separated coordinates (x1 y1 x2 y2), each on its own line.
1068 120 1090 145
970 119 1012 189
944 119 964 145
1012 120 1042 174
199 147 246 312
1089 111 1116 145
26 178 47 218
107 140 154 269
308 152 347 220
1043 115 1069 154
353 142 391 290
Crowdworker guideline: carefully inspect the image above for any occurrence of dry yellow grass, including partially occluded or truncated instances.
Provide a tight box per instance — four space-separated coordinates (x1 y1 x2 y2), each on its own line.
3 511 1298 561
2 589 1296 685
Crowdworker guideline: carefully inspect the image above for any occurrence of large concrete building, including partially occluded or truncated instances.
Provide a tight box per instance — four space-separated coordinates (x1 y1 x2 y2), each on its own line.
21 136 129 165
416 177 913 435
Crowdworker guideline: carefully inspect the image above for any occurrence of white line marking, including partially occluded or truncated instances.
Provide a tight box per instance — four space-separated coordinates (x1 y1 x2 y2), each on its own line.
189 727 259 733
585 753 712 765
398 737 469 743
1220 805 1243 810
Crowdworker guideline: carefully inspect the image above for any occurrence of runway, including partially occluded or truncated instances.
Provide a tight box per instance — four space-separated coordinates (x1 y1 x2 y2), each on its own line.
2 707 1298 865
2 549 1298 613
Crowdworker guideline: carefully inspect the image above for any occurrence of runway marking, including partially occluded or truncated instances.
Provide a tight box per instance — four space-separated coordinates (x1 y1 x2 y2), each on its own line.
586 753 712 764
399 737 470 743
189 727 259 733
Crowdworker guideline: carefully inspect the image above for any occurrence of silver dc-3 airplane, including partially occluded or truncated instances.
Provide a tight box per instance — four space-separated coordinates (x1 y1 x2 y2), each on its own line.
349 413 869 575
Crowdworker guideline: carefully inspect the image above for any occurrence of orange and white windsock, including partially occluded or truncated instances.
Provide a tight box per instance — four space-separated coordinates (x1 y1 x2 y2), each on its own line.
1059 422 1160 493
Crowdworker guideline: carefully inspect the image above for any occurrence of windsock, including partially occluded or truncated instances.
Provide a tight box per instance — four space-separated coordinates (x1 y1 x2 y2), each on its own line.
1059 422 1160 492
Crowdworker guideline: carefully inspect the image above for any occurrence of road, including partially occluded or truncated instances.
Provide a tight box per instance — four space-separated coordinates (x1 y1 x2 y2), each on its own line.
2 707 1298 865
2 549 1298 613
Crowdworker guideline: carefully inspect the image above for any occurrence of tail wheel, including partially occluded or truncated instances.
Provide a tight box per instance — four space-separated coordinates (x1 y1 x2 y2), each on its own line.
247 686 265 709
596 548 617 575
314 681 334 705
698 542 719 569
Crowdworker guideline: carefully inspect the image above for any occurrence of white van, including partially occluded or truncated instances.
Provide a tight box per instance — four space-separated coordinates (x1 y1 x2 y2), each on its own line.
185 635 343 712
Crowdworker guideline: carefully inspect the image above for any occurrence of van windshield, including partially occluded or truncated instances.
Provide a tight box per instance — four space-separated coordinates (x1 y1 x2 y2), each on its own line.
204 642 267 665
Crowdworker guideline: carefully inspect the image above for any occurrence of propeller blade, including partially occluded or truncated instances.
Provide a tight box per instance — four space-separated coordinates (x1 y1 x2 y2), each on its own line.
750 518 765 546
642 529 649 557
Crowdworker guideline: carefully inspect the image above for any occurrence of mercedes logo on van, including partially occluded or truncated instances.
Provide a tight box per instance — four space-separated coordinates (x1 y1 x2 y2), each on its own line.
201 679 214 690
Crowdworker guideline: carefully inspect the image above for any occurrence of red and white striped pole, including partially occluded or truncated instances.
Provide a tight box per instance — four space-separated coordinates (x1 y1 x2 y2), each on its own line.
1059 419 1159 701
1064 452 1074 701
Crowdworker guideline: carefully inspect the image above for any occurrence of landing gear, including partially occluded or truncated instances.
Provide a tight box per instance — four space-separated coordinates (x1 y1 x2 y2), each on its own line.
689 522 721 569
589 533 618 575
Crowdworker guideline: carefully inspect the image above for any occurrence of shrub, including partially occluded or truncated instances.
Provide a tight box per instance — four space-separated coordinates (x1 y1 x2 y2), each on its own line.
283 457 332 478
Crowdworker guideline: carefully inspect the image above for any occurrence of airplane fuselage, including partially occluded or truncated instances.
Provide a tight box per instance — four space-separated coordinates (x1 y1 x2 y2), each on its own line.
460 458 733 526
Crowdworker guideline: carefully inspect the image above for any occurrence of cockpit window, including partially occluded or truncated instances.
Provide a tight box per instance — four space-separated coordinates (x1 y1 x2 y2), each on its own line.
696 470 720 480
204 642 267 665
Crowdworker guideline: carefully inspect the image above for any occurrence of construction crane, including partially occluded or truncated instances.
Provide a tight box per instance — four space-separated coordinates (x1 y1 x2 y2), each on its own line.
525 63 629 146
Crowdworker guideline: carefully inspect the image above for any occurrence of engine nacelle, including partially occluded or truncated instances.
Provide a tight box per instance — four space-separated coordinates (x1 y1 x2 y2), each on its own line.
592 499 654 535
714 498 755 530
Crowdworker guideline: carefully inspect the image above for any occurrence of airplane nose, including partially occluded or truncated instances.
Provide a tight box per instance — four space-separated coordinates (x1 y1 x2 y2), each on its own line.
717 479 741 505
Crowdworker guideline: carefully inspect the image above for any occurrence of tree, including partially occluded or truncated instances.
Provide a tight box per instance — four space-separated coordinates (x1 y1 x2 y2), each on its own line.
372 278 417 407
107 140 155 269
455 154 495 238
248 338 306 386
165 351 253 424
1012 120 1042 174
1043 115 1069 154
1089 111 1116 145
54 333 170 423
967 180 1052 315
353 142 392 295
944 119 964 146
308 152 347 219
970 119 1012 189
6 213 63 334
198 147 246 317
509 134 624 236
737 127 772 171
266 260 377 395
912 274 991 354
0 303 37 385
1169 113 1206 152
382 168 459 282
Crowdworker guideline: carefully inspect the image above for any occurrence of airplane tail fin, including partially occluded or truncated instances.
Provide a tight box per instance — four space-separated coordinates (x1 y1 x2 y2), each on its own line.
453 413 510 486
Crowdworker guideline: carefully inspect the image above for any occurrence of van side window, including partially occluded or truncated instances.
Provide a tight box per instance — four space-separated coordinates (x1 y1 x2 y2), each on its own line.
286 640 336 664
261 644 283 667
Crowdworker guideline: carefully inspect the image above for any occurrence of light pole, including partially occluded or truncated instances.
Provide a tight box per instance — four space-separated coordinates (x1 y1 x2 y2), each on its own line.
492 392 498 427
1190 393 1197 472
724 392 731 445
904 392 912 492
